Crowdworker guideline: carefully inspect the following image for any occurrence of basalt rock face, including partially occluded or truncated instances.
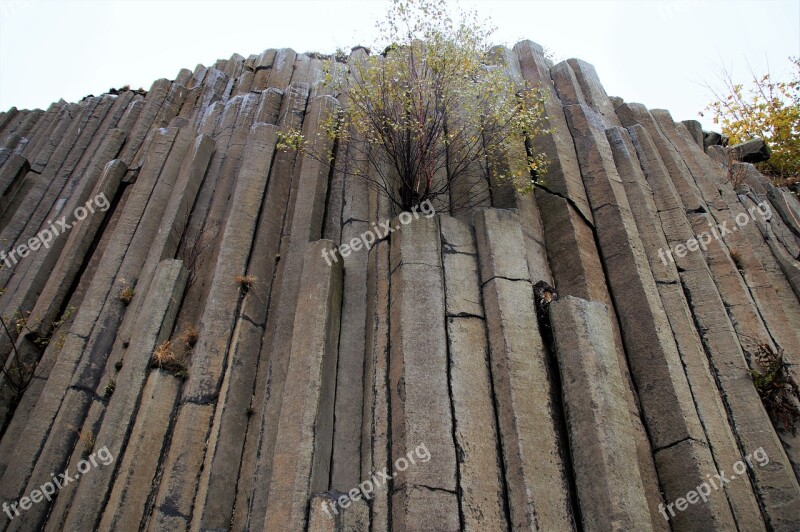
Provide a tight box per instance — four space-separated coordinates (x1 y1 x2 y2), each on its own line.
0 41 798 531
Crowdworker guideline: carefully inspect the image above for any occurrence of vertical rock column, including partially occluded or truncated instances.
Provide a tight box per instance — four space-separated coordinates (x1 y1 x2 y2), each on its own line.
513 41 665 529
0 126 181 530
474 208 573 530
191 93 293 532
0 153 28 218
742 190 800 300
512 40 592 220
28 102 78 174
652 110 800 345
440 214 507 530
655 110 800 358
243 94 338 529
148 123 278 530
562 103 736 529
330 138 370 491
46 134 213 529
0 157 123 473
118 79 171 167
7 127 194 532
0 96 103 260
19 102 61 164
61 260 188 530
389 214 459 530
360 239 392 531
264 240 343 531
231 83 312 531
0 128 127 329
606 126 765 530
99 99 243 530
550 296 653 531
113 133 215 350
624 122 800 529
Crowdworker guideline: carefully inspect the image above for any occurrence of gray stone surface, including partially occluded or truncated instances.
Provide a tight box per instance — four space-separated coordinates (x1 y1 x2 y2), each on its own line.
681 119 704 148
62 260 187 530
565 103 735 529
0 153 29 218
513 40 593 223
1 40 799 532
550 296 653 531
148 124 276 530
236 92 338 530
360 240 391 532
389 215 460 529
441 215 506 530
474 208 573 531
264 240 343 531
308 494 369 531
330 142 370 491
608 125 766 530
731 137 771 163
626 120 800 529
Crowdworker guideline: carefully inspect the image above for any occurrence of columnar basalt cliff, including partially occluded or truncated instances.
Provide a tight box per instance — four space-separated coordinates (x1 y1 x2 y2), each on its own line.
0 41 799 531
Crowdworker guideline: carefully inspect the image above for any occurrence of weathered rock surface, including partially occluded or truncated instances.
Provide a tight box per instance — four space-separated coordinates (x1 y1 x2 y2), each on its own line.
0 41 797 532
731 137 771 163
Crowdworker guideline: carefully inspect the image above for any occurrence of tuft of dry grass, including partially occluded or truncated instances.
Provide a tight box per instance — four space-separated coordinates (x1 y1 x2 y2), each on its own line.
150 340 189 379
180 325 199 349
119 285 135 305
234 275 257 291
747 341 800 433
79 430 95 457
729 249 744 272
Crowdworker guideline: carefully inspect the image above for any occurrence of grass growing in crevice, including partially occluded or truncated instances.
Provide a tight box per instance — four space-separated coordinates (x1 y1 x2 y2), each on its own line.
180 325 198 349
150 340 189 380
729 249 744 272
746 340 800 433
234 275 257 292
79 430 95 458
104 379 116 398
118 285 135 305
150 325 200 380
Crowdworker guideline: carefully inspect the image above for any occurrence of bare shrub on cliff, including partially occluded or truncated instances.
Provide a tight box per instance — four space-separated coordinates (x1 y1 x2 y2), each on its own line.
177 220 222 289
282 0 549 212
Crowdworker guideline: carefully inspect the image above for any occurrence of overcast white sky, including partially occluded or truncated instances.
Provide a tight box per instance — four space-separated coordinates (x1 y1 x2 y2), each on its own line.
0 0 797 130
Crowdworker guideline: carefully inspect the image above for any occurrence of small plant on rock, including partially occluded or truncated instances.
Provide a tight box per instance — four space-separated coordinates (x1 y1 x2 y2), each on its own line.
79 430 95 457
104 379 116 398
746 340 800 433
180 325 199 349
176 220 222 289
729 249 743 272
150 340 189 379
119 285 135 306
235 275 257 292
